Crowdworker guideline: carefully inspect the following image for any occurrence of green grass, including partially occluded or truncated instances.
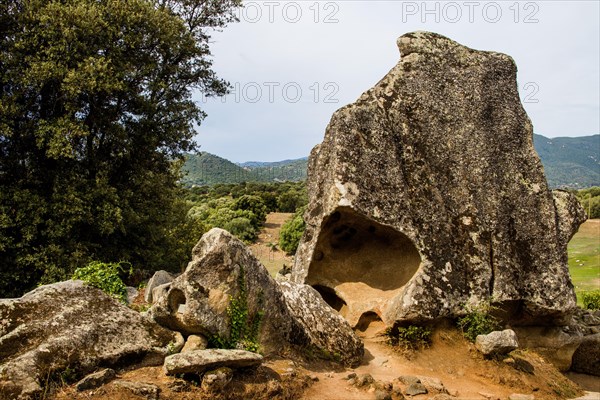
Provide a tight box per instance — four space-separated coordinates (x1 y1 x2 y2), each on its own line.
568 219 600 305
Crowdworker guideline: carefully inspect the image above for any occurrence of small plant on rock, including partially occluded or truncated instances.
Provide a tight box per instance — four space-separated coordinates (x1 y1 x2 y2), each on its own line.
72 261 130 303
209 266 263 353
457 301 501 342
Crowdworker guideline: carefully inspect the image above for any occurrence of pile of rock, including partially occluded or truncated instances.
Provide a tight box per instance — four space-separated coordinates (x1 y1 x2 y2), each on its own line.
0 229 363 399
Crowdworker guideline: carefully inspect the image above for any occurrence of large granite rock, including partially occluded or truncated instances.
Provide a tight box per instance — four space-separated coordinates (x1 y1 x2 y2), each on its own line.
292 31 586 328
150 228 363 366
0 280 179 399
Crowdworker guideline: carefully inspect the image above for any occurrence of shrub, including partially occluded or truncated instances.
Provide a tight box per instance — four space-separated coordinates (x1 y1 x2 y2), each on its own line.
384 325 432 350
72 261 129 303
582 290 600 310
224 217 257 242
279 208 306 254
457 301 501 342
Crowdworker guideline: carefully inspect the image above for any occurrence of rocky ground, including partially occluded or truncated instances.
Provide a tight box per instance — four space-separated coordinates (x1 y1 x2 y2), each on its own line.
49 323 599 400
44 216 599 400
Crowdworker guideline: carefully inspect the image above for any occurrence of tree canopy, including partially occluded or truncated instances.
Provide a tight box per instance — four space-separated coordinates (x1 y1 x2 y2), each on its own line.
0 0 241 296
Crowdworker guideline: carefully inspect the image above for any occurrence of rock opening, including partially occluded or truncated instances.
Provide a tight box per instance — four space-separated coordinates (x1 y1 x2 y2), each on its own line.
312 284 347 313
305 207 421 326
168 288 187 314
356 312 384 333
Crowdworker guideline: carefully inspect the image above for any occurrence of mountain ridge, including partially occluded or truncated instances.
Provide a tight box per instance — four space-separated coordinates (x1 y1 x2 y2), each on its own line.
182 134 599 188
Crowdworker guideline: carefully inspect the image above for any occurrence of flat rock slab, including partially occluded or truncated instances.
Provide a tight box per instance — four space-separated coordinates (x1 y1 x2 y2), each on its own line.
163 349 263 375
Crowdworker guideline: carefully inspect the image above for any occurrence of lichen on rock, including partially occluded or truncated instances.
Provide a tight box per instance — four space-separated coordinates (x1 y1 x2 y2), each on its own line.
292 31 586 328
0 280 178 399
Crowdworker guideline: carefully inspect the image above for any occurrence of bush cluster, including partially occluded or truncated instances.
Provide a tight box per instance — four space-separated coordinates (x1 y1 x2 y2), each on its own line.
457 301 501 342
72 261 130 303
574 187 600 218
582 290 600 310
384 325 432 350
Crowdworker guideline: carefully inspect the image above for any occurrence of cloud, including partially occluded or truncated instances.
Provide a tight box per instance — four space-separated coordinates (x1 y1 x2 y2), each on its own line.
196 1 599 162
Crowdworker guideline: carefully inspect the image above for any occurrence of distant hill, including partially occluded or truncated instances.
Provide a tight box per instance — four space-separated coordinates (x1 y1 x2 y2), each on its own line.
533 134 599 188
182 135 599 188
182 152 307 186
238 158 308 168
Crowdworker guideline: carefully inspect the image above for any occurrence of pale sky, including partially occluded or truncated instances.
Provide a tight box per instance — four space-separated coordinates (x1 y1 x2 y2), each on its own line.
193 1 600 162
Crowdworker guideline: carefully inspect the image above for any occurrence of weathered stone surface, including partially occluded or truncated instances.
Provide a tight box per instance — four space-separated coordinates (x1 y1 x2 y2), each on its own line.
279 280 364 366
126 286 139 304
145 270 175 303
513 326 581 371
552 190 588 247
201 367 233 392
112 380 160 400
151 228 363 366
405 382 427 396
182 334 208 353
292 31 585 327
417 376 448 394
0 280 178 399
163 349 262 375
151 282 171 305
76 368 116 391
475 329 519 356
571 333 600 376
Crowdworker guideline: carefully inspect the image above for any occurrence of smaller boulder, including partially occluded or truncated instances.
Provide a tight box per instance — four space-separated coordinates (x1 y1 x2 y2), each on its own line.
476 329 519 356
163 349 263 376
418 376 447 393
201 367 233 392
398 375 421 386
151 283 171 305
145 270 175 303
571 333 600 376
76 368 116 391
405 382 427 396
126 287 139 304
182 334 208 353
112 380 160 400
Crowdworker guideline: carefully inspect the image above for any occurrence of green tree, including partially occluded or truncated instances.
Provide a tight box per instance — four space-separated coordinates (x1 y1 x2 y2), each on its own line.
279 207 306 254
233 195 267 225
0 0 240 296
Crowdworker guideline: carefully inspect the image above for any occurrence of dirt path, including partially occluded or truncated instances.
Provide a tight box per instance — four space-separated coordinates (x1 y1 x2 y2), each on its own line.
301 327 597 400
250 212 295 276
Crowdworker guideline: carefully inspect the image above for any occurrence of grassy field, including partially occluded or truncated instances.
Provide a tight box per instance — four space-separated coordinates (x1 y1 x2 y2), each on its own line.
568 219 600 304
